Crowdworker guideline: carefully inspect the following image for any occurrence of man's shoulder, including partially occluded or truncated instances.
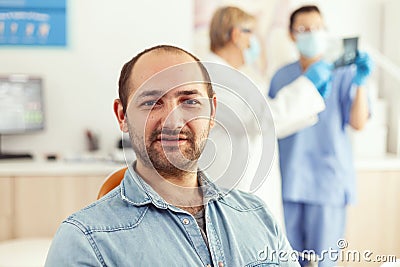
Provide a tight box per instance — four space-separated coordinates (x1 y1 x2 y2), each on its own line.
273 61 300 78
62 187 147 234
218 188 264 210
217 189 279 233
269 61 302 97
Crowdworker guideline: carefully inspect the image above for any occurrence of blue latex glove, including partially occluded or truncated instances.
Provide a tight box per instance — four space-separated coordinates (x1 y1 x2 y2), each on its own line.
353 51 373 86
317 78 332 100
304 60 333 99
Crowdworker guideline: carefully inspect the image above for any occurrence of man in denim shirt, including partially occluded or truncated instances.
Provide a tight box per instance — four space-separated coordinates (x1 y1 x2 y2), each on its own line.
45 45 300 267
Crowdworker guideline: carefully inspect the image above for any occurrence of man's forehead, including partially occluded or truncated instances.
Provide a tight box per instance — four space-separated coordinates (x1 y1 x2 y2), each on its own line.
129 51 208 98
131 51 201 89
294 11 323 25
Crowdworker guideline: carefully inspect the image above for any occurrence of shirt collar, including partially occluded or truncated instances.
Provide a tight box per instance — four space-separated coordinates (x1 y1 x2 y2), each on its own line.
120 162 224 209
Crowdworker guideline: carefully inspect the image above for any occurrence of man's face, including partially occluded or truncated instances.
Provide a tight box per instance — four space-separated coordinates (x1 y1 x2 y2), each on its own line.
290 11 325 58
291 11 324 37
121 51 216 175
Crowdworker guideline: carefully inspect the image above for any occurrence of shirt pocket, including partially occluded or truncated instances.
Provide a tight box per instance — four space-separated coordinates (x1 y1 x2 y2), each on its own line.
244 260 279 267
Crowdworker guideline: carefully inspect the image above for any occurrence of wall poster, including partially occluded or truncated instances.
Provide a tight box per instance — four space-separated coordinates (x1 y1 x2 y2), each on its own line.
0 0 66 46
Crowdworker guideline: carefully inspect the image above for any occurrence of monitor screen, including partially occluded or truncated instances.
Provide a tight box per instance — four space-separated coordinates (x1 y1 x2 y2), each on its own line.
0 75 45 134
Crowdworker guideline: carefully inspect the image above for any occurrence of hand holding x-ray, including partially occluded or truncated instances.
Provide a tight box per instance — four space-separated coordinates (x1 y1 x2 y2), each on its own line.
323 36 359 69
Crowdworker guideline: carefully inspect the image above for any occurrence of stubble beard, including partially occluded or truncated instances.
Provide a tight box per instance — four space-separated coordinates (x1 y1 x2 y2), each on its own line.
128 124 210 177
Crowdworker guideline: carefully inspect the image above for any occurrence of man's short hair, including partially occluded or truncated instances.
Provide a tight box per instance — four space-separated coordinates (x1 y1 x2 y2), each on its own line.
118 45 214 114
209 6 255 53
289 5 321 32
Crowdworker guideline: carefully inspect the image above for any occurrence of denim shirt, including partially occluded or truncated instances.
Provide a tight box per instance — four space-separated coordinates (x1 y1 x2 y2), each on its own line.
45 166 299 267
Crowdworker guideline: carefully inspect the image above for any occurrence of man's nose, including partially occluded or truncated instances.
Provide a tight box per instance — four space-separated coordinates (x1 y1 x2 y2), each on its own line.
161 104 185 129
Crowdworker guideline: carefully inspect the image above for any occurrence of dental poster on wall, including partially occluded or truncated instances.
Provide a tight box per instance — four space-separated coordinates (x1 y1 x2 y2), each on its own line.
0 0 66 46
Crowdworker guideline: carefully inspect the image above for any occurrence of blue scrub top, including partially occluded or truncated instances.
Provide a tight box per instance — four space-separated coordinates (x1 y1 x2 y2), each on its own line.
269 61 357 206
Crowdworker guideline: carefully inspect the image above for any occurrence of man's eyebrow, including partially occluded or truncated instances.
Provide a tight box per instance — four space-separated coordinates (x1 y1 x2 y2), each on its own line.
174 89 203 97
136 90 163 99
135 89 205 101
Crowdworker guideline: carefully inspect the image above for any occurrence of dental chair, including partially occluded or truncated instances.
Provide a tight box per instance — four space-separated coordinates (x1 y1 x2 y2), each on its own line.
0 167 128 267
97 167 127 199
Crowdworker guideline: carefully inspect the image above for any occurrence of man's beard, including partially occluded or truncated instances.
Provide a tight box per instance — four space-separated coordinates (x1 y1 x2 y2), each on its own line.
128 123 209 176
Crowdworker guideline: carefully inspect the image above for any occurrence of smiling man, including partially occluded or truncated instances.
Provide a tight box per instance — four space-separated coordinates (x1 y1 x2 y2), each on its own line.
45 45 300 267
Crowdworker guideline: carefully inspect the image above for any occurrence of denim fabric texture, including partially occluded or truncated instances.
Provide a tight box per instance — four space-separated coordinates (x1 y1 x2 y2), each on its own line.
45 165 299 267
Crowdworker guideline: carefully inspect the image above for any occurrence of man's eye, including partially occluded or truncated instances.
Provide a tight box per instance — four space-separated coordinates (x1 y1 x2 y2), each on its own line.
142 100 158 107
183 99 200 105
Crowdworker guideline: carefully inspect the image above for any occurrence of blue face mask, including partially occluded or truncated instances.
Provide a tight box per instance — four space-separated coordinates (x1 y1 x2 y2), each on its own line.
296 31 327 58
244 36 261 65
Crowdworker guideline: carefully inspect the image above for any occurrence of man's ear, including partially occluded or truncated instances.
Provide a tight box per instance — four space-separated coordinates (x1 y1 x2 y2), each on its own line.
289 31 296 42
113 99 129 132
210 94 217 129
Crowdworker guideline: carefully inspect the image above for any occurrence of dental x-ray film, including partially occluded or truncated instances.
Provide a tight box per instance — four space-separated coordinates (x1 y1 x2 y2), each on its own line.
334 37 358 68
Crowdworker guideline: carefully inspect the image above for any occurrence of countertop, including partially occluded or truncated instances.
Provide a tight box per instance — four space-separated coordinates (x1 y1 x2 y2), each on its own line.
0 154 399 177
355 154 400 171
0 159 125 177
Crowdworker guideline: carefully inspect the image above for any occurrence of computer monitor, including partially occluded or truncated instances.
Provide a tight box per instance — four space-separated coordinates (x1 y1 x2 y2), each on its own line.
0 75 45 159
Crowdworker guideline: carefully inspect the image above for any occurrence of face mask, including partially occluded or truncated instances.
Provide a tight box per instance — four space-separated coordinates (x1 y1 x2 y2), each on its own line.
295 31 327 58
244 36 261 65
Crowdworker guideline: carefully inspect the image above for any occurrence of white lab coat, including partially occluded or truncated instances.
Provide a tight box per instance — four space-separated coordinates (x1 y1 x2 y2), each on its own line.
202 53 325 229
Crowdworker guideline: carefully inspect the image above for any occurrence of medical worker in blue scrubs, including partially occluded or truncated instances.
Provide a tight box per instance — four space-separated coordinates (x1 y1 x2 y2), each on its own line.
205 6 329 230
268 5 373 267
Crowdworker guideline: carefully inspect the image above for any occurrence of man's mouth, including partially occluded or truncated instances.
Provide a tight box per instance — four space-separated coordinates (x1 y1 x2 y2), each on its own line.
156 135 188 146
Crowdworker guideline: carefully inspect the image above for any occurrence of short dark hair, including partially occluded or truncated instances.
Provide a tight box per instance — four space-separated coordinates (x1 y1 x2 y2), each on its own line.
118 45 214 114
289 5 321 32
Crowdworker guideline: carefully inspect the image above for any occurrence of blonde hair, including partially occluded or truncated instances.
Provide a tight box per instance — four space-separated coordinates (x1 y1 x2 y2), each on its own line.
209 6 255 52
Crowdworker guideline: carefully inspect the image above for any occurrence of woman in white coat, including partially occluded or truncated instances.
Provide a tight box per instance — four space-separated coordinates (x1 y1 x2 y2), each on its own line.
203 6 329 229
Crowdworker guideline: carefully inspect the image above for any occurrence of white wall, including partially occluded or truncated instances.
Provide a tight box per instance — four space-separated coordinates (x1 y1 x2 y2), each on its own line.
0 0 194 156
382 0 400 154
265 0 383 79
298 0 382 49
2 0 396 158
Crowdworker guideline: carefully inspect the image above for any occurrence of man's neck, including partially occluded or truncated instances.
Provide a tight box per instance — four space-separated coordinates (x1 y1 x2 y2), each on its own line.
299 55 322 72
135 160 204 214
214 44 244 69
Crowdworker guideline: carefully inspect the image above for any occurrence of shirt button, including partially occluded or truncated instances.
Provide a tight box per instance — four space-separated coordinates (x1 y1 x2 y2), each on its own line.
218 262 224 267
182 218 190 225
